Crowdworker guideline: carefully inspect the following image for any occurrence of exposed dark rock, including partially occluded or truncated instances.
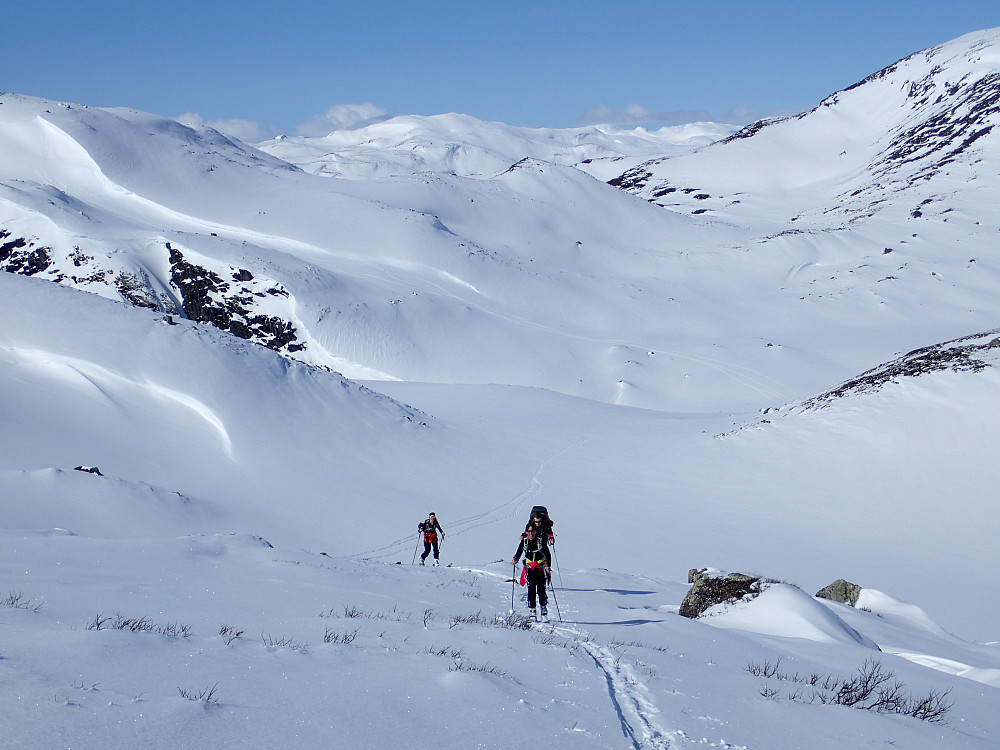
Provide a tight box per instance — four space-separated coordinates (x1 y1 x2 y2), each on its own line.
875 72 1000 181
719 117 788 143
607 167 653 192
167 243 304 353
115 271 162 310
815 579 863 606
679 568 766 619
73 465 104 476
805 329 1000 407
0 231 54 276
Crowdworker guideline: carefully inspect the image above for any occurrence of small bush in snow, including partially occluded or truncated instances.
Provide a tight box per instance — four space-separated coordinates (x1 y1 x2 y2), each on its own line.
323 626 360 644
319 605 412 623
87 613 191 637
493 611 534 630
178 684 219 704
219 623 245 645
748 658 953 723
448 661 506 677
2 591 43 612
448 610 533 630
261 633 308 652
609 639 671 653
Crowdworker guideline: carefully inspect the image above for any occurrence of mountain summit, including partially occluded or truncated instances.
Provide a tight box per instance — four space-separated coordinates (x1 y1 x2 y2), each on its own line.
604 26 1000 228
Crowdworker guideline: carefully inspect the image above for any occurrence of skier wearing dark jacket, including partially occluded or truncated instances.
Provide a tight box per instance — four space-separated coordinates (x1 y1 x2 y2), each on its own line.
512 527 551 618
418 512 444 565
523 509 554 548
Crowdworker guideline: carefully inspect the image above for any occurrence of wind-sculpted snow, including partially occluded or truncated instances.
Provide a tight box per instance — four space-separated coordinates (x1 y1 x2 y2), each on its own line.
699 583 879 648
5 41 1000 413
3 35 1000 750
3 345 234 456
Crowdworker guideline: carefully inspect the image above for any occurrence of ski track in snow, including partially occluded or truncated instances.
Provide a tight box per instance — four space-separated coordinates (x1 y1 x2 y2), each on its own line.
550 623 682 750
348 435 590 562
471 560 689 749
351 426 700 750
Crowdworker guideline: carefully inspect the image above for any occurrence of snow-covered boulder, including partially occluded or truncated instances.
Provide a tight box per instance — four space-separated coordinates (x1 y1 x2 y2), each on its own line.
816 578 863 606
679 568 766 618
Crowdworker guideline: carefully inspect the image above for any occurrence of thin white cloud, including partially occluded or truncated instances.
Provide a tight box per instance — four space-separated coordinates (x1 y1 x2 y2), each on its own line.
296 103 391 137
578 103 714 127
177 113 285 143
579 103 807 127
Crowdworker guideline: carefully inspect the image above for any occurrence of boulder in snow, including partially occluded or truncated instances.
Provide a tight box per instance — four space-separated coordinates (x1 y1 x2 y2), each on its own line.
815 578 863 606
679 568 765 619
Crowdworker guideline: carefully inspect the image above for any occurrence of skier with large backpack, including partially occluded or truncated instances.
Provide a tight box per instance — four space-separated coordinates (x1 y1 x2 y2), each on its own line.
511 526 551 620
523 505 554 548
417 512 445 566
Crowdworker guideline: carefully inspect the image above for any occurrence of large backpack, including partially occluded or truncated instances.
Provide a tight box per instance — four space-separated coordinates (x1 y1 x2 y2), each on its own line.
526 506 554 539
529 505 550 523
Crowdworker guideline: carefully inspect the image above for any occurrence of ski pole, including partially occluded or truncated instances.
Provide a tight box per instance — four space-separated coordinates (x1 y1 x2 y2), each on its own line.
552 542 564 588
511 563 517 612
412 535 420 565
548 572 563 623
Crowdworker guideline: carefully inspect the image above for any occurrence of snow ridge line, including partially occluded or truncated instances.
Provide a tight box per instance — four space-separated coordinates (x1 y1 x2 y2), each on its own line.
547 624 683 749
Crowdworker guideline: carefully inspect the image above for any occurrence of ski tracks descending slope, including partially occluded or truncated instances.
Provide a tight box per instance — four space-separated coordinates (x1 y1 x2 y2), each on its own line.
548 622 689 750
348 435 590 562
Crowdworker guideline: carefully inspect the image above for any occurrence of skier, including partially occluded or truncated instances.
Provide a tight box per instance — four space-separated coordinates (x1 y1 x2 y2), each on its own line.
511 527 551 620
523 507 554 548
418 512 445 566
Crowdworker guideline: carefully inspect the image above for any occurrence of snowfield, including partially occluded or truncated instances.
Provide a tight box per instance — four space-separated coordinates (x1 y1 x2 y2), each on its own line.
3 26 1000 750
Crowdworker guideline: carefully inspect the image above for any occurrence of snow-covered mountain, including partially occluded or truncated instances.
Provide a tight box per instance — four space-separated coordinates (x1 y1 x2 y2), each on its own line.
3 26 1000 750
257 112 733 179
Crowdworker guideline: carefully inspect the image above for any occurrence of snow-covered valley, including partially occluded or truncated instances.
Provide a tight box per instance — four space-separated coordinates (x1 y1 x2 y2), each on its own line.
3 26 1000 750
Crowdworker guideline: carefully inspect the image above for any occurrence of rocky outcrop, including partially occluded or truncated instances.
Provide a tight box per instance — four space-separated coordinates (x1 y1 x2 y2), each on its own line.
815 579 863 607
0 231 55 277
167 244 304 354
679 568 767 619
803 329 1000 407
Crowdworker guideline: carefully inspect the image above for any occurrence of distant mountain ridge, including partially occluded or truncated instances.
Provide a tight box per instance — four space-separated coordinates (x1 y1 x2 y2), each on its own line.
256 112 734 179
3 27 1000 414
604 27 1000 228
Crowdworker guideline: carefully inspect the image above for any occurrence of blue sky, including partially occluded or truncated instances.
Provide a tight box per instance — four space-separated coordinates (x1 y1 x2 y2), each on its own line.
7 1 999 137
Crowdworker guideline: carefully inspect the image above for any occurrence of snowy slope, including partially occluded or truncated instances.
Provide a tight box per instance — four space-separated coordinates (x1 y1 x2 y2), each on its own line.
599 27 1000 227
3 26 1000 750
5 59 1000 415
2 274 999 749
5 532 998 749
